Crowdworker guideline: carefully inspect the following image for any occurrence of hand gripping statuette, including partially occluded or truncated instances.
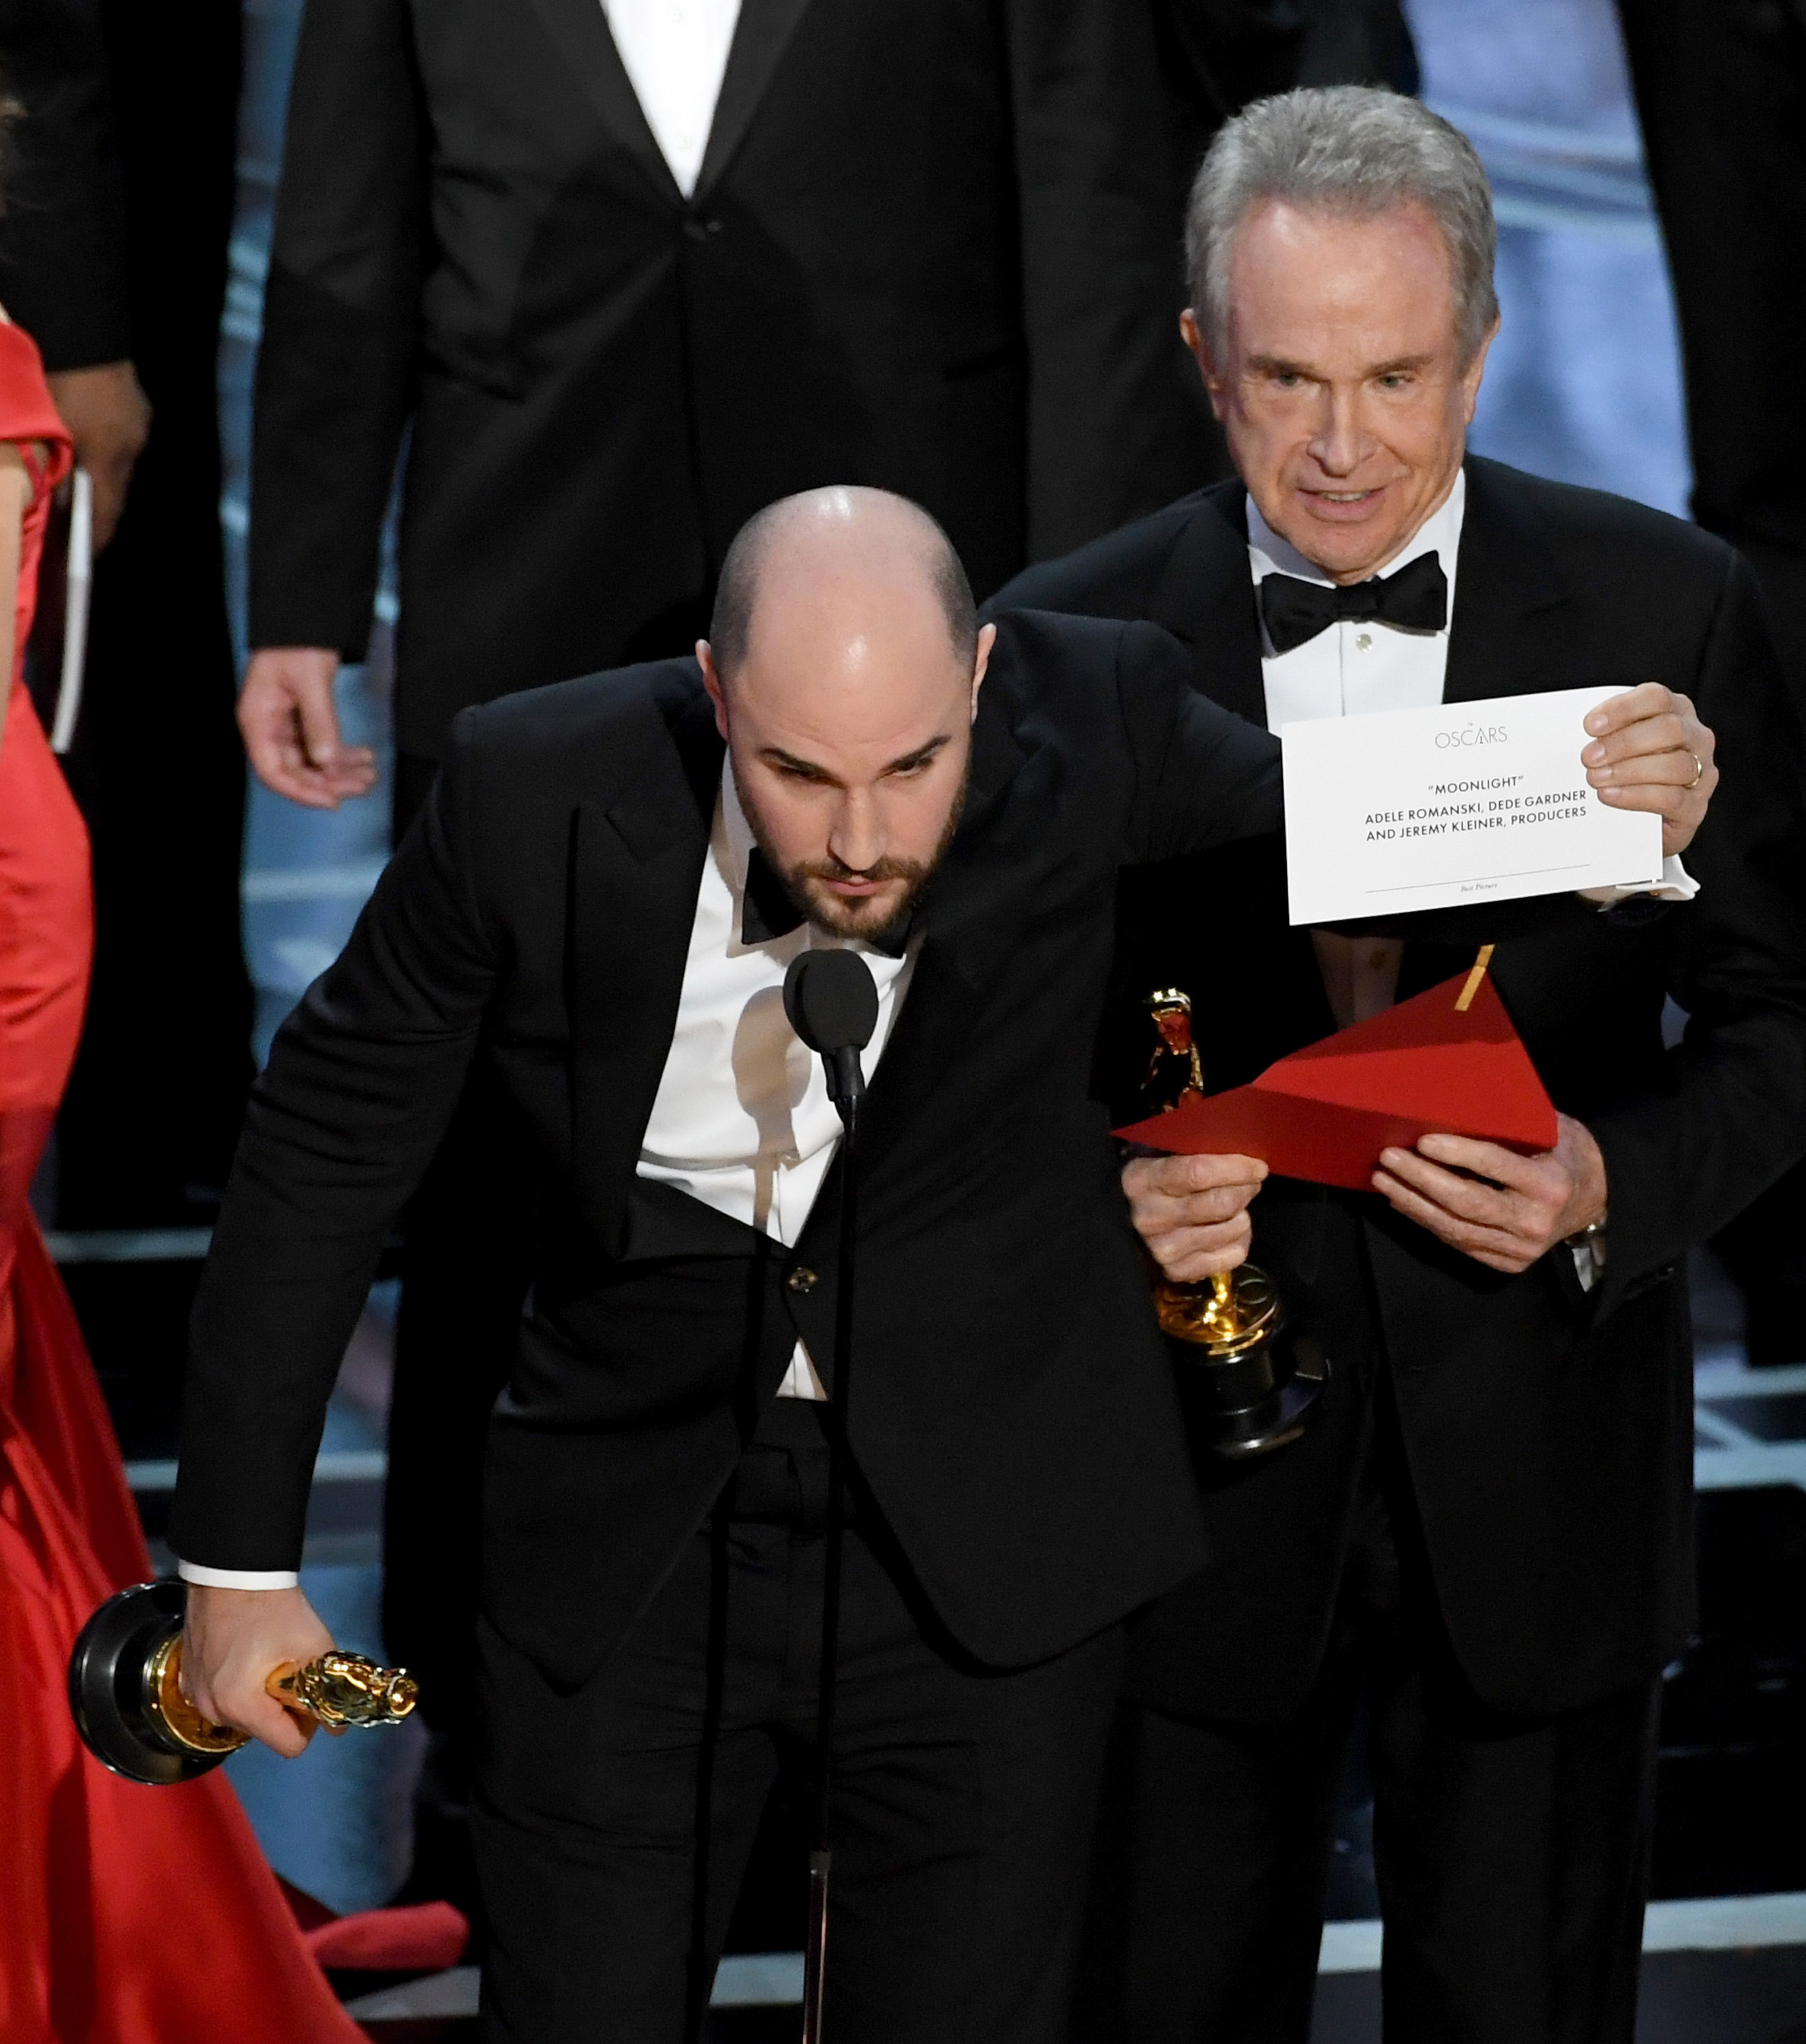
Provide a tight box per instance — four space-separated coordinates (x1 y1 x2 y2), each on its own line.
69 1580 418 1786
1142 990 1327 1459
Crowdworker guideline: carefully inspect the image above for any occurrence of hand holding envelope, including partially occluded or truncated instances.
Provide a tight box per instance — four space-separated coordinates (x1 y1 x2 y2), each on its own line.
1119 960 1608 1277
1371 1111 1607 1276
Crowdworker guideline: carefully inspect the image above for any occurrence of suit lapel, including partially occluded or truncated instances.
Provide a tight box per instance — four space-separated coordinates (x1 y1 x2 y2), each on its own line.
1145 484 1268 726
694 0 817 199
525 0 683 204
567 677 722 1254
1441 459 1579 705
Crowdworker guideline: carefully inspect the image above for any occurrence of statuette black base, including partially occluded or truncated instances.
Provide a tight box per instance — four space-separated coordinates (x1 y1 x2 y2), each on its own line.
68 1581 231 1786
1155 1268 1328 1460
1198 1329 1328 1458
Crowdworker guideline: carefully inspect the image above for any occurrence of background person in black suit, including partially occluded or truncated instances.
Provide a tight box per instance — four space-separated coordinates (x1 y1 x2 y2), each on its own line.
235 0 1220 814
1615 0 1806 720
1615 0 1806 1371
992 87 1806 2044
169 489 1287 2043
230 1 1221 1880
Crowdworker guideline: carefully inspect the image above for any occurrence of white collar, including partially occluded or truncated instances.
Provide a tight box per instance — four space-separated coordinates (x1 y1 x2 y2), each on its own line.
1247 464 1467 589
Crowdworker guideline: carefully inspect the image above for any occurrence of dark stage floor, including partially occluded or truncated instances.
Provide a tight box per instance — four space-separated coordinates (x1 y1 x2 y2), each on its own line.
339 1945 1806 2042
1311 1948 1806 2044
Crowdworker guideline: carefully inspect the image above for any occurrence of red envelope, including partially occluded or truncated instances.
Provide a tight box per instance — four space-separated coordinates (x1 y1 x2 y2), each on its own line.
1115 970 1559 1191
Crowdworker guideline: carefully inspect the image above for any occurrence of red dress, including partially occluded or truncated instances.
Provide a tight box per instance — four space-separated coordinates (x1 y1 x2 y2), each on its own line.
0 321 363 2041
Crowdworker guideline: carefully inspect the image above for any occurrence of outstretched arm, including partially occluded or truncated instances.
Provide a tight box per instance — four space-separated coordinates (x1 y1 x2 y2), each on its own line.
1115 619 1284 863
169 723 499 1596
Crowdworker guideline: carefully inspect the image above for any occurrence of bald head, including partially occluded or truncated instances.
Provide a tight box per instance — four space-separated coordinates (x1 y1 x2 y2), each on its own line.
697 487 993 942
709 486 978 687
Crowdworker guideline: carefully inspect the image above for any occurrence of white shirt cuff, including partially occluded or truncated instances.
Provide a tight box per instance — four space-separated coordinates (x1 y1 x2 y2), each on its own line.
1580 854 1698 905
176 1559 302 1591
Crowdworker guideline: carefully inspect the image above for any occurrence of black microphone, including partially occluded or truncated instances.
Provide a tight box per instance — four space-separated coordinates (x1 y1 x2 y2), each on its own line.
783 948 879 1119
781 946 879 2044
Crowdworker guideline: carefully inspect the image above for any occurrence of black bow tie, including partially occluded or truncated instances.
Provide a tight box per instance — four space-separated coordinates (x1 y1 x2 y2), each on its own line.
740 848 914 959
1258 551 1448 655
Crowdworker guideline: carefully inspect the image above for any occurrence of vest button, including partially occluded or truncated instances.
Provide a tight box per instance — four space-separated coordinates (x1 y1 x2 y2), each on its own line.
787 1267 818 1294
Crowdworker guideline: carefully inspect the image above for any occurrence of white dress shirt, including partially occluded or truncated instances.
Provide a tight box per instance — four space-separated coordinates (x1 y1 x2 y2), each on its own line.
637 765 918 1393
601 0 742 198
179 765 915 1590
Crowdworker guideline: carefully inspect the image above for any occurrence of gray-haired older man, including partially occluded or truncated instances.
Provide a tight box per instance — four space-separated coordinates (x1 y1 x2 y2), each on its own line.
994 86 1806 2044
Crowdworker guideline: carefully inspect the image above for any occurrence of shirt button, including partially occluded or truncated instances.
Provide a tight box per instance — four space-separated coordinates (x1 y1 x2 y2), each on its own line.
787 1267 818 1294
1356 632 1373 651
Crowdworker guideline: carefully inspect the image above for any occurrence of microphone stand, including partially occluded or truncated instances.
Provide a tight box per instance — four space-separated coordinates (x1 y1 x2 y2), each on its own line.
804 1045 862 2044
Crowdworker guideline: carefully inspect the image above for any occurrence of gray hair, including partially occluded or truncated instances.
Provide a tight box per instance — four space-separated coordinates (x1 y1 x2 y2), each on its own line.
1186 86 1499 365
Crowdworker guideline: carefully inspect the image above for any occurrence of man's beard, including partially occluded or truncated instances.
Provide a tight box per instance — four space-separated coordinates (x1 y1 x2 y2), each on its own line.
740 758 970 942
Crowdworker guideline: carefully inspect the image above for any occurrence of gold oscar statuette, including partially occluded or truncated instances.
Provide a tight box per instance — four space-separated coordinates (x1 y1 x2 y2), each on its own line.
1140 990 1327 1459
69 1581 419 1786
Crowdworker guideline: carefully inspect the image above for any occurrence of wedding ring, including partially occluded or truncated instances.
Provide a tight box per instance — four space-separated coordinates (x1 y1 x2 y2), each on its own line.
1686 752 1704 789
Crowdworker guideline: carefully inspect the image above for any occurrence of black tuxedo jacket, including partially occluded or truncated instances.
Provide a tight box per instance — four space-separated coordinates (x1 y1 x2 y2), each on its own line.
248 0 1209 761
991 456 1806 1720
171 612 1281 1688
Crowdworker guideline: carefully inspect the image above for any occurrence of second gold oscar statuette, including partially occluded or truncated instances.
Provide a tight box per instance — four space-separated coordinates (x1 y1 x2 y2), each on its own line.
1140 990 1327 1459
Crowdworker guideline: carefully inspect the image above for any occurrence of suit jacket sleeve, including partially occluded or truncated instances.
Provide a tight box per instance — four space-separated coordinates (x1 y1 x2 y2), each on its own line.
1589 553 1806 1318
1006 0 1203 559
0 0 131 369
1115 617 1283 861
170 720 499 1571
247 0 427 658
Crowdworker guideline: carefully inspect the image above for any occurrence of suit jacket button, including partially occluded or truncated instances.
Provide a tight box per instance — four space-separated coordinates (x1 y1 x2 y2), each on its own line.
787 1267 818 1293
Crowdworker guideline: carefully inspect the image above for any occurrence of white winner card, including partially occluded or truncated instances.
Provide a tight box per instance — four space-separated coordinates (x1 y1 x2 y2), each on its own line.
1280 686 1664 926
